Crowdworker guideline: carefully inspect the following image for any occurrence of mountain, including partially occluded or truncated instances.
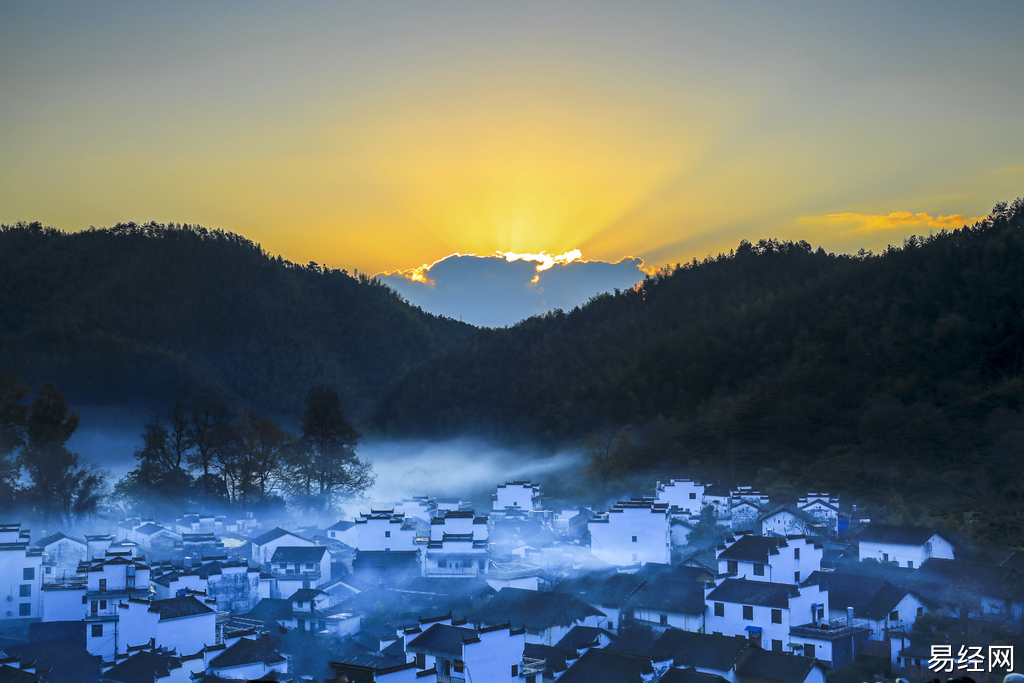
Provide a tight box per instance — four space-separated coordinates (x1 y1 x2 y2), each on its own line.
371 199 1024 545
0 221 474 420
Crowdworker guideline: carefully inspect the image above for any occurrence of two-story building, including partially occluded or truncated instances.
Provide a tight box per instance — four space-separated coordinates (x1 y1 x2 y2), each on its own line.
588 498 670 567
0 523 43 622
117 594 217 655
270 545 331 596
656 479 706 516
705 577 827 653
406 620 527 681
717 534 822 585
81 552 152 658
424 510 489 579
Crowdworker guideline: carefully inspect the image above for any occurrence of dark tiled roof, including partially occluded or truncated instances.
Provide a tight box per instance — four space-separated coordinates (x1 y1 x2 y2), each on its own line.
134 523 169 535
289 588 325 603
36 531 86 548
625 576 708 615
102 651 181 683
658 668 731 683
553 625 612 651
758 503 819 525
251 527 300 545
706 578 797 609
735 648 821 683
406 623 478 657
704 484 730 497
2 636 101 683
717 536 787 563
0 668 39 683
524 643 572 676
245 598 293 622
557 648 654 683
552 569 647 608
328 520 356 531
271 545 327 563
145 595 215 620
469 588 604 631
805 571 908 620
650 629 751 670
209 635 285 668
857 524 942 546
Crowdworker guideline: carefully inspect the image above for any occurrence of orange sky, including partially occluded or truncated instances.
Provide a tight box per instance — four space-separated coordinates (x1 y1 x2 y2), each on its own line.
2 2 1022 276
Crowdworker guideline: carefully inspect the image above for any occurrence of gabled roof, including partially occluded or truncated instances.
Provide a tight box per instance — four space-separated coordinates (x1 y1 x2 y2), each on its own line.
704 484 730 497
718 536 788 563
147 595 215 620
245 598 292 622
1 636 100 683
102 651 180 683
251 527 308 545
35 532 86 548
857 524 943 546
328 520 356 532
552 569 647 608
209 635 285 668
706 578 799 608
735 648 823 683
553 625 613 652
625 576 707 615
289 588 325 603
650 629 751 671
469 588 604 631
557 648 654 683
757 503 818 525
406 623 478 658
658 668 731 683
270 545 327 563
524 643 572 677
804 571 910 620
134 523 170 536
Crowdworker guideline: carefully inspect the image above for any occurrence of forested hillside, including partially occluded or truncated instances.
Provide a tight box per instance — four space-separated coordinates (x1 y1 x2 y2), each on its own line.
373 199 1024 545
0 222 474 418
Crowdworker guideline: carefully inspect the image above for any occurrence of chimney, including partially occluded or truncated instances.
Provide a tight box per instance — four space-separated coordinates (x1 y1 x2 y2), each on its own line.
847 607 854 626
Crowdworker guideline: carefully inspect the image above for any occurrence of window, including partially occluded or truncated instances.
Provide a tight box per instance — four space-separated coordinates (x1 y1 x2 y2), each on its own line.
714 602 724 617
297 618 305 630
100 600 107 610
527 676 537 683
22 568 34 581
816 607 824 620
385 530 391 538
18 585 30 598
99 578 106 591
773 639 783 651
727 560 738 574
794 571 800 582
743 605 753 620
771 609 782 624
416 653 426 668
660 613 668 626
511 664 519 676
91 624 103 637
917 607 924 616
753 563 765 576
689 492 697 499
18 603 30 616
882 553 889 562
804 643 815 659
794 548 800 560
889 610 899 621
907 561 914 568
454 661 464 673
631 535 638 542
438 559 448 568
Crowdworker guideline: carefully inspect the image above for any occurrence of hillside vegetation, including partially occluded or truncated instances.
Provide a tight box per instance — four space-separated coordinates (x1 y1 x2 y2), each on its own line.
372 199 1024 547
0 222 473 419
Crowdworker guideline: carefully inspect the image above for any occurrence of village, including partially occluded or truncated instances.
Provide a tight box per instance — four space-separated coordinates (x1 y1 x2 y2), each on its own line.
0 477 1020 683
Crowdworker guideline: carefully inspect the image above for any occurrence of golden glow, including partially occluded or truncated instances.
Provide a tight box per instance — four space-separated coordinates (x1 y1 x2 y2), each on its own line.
809 212 988 235
500 249 582 272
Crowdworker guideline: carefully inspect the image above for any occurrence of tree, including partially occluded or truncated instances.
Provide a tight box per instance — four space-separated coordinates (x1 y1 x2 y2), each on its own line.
20 382 105 523
114 412 194 514
227 410 293 507
0 371 29 510
285 386 374 518
185 398 233 500
582 427 635 493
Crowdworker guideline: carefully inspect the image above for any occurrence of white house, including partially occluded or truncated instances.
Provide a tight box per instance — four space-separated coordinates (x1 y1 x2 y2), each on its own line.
806 570 927 637
857 524 954 568
205 633 288 679
717 534 823 585
656 479 705 516
82 553 152 658
424 510 489 579
355 510 419 552
406 621 527 681
702 484 732 520
705 577 828 654
469 587 606 646
0 523 43 621
326 519 358 546
623 575 707 633
493 481 541 513
759 504 823 538
798 493 840 532
270 545 331 596
36 532 87 583
588 498 670 567
250 527 314 566
117 595 217 656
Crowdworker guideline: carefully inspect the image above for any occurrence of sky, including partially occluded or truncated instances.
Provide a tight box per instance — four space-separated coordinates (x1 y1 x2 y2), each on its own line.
3 1 1023 324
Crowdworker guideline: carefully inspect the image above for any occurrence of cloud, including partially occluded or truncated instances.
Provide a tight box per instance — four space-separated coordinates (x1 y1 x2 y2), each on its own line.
802 211 986 235
378 251 647 327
